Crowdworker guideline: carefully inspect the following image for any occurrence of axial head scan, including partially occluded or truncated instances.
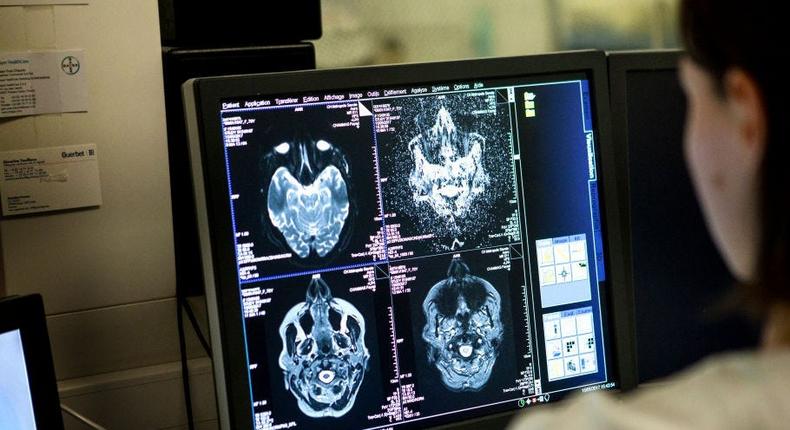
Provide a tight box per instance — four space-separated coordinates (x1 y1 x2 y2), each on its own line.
278 275 370 417
422 257 503 391
265 139 351 258
408 107 489 225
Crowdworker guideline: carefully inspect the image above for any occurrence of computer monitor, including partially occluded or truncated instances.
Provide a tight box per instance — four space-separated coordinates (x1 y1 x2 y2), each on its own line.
183 50 636 429
0 294 64 429
607 50 760 383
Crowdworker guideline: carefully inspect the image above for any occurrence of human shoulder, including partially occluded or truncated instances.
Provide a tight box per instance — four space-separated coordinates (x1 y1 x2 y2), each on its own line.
507 349 790 430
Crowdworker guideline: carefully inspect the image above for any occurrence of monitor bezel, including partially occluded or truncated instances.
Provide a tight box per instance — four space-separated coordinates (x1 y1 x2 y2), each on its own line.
184 50 636 430
607 49 684 241
607 49 684 246
0 293 64 429
607 49 683 384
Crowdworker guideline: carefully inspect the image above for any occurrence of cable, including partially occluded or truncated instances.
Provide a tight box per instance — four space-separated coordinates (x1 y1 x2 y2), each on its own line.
177 297 196 430
183 298 212 358
177 292 211 430
62 300 208 430
60 403 108 430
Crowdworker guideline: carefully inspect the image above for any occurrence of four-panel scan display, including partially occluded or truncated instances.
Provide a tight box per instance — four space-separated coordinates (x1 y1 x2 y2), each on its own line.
221 78 609 429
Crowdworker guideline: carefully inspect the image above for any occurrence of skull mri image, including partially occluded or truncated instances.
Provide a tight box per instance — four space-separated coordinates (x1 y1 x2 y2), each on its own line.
422 257 503 392
278 275 370 417
264 139 352 259
407 106 489 227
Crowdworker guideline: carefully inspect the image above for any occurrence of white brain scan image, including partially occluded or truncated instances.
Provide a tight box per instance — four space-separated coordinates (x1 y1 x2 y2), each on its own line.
422 257 503 391
378 93 516 252
278 275 370 417
266 140 350 258
408 107 489 224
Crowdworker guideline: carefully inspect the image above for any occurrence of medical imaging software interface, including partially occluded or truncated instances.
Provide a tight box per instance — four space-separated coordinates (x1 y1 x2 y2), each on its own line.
219 73 615 429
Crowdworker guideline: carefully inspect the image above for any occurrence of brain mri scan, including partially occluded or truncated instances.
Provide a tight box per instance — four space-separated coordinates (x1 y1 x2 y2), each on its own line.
422 257 503 391
278 275 370 417
265 139 351 258
378 93 516 252
408 107 489 225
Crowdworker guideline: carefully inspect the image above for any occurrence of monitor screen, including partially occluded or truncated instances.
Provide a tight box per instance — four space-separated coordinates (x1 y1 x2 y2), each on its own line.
185 51 633 430
0 329 37 430
0 294 62 429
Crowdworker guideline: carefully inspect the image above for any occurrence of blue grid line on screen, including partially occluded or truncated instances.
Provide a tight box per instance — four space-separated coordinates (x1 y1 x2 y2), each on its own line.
220 120 257 426
509 86 544 385
371 113 391 258
238 261 389 285
370 105 408 422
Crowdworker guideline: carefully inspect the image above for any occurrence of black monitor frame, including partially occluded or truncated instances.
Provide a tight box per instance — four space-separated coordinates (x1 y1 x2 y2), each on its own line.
0 294 64 429
607 50 683 385
184 50 637 429
607 49 684 269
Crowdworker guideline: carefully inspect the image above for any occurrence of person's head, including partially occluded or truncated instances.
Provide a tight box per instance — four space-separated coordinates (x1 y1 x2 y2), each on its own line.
679 0 790 310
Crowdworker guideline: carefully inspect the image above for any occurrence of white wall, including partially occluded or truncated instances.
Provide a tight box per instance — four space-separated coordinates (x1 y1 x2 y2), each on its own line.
0 0 173 315
0 1 215 428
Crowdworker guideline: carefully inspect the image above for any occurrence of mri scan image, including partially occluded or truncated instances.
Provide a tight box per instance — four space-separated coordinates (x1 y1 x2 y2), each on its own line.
278 275 370 417
408 107 489 225
378 92 517 253
265 139 351 258
422 257 503 391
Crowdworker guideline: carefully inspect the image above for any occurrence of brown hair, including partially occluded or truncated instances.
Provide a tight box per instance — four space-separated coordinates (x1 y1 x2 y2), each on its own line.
680 0 790 309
